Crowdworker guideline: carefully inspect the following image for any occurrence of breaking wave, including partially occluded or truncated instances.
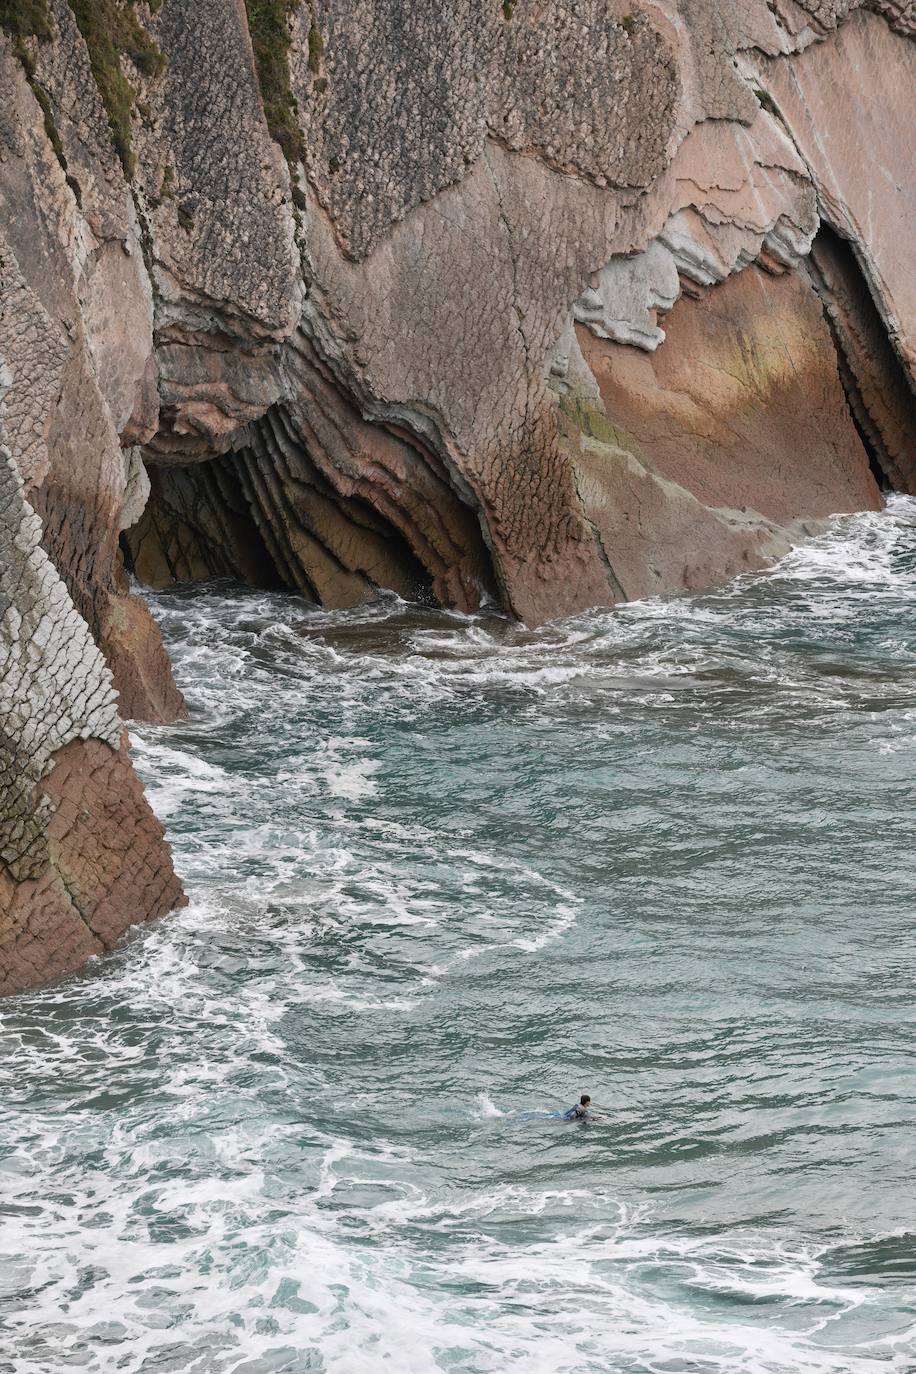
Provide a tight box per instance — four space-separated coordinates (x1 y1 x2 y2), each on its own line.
3 498 916 1371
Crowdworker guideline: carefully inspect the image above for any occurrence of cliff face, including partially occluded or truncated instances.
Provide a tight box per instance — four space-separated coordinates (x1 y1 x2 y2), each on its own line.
1 0 914 992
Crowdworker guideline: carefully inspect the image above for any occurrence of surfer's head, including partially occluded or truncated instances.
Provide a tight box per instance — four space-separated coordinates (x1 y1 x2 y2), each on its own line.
580 1095 591 1107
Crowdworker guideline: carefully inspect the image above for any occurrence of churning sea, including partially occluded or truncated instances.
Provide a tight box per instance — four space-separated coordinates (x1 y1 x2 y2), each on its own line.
2 498 916 1373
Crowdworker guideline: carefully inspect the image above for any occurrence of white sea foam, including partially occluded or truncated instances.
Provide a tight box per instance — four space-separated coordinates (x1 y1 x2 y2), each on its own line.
7 501 916 1372
511 901 578 953
3 1135 909 1374
473 1093 506 1119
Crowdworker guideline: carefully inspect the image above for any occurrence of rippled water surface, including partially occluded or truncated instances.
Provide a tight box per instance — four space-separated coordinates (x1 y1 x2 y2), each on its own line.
4 501 916 1372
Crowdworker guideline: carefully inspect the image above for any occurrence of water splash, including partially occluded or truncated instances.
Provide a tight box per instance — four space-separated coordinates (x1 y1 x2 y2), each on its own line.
3 500 916 1371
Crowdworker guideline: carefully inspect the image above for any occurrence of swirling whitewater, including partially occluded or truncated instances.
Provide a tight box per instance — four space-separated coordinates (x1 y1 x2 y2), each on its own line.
3 500 916 1373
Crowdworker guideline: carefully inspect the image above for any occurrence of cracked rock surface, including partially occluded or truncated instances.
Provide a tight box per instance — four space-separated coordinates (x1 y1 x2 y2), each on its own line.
1 0 914 991
0 435 184 995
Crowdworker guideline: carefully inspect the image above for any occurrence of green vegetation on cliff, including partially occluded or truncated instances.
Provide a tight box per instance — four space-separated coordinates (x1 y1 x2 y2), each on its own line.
66 0 165 178
0 0 52 44
307 19 323 73
0 0 78 198
244 0 305 165
558 393 639 456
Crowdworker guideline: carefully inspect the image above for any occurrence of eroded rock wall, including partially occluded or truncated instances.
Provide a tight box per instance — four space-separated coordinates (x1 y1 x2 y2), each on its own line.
1 0 914 990
0 430 184 996
569 263 882 602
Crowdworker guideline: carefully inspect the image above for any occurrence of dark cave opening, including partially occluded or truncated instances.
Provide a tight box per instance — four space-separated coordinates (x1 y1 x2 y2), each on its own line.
808 224 916 497
121 437 438 610
120 455 290 593
841 365 893 496
124 385 498 616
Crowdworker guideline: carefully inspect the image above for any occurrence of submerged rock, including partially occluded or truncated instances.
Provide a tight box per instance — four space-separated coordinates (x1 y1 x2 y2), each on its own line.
1 0 914 990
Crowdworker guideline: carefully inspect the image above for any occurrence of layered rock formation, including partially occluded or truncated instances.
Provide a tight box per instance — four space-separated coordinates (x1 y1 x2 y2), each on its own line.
0 425 184 995
1 0 914 991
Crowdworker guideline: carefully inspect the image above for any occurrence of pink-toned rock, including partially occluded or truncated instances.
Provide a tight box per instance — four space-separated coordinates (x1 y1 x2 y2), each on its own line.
0 440 185 997
809 228 916 492
569 264 881 601
0 736 186 997
755 11 916 380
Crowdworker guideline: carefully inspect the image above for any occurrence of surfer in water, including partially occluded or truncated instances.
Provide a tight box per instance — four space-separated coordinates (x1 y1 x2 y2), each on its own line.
563 1094 593 1121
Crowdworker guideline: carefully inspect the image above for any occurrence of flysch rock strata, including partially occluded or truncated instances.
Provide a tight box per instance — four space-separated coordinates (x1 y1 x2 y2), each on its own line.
0 428 184 996
1 0 914 991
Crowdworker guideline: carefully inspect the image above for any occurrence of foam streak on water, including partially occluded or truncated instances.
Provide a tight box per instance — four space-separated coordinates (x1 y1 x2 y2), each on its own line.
3 500 916 1372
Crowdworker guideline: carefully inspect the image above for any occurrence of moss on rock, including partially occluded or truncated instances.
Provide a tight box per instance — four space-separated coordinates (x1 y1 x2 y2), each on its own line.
66 0 165 179
558 393 640 456
0 0 52 43
243 0 305 165
0 1 84 201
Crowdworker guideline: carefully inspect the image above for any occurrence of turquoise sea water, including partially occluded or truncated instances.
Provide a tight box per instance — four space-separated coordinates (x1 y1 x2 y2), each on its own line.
2 499 916 1372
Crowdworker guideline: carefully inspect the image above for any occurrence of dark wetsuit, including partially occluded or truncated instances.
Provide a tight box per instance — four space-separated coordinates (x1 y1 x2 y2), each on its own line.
563 1103 590 1121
